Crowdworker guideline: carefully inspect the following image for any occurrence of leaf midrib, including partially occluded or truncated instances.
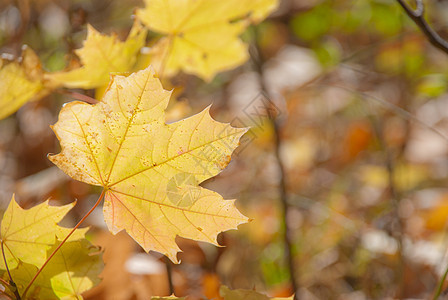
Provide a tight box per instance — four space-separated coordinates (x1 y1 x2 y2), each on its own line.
104 70 153 185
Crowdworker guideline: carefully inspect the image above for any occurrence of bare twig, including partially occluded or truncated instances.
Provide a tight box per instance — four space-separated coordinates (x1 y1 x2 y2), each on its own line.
396 2 448 297
396 0 448 55
399 2 448 296
0 277 10 287
366 110 405 297
434 265 448 299
1 242 20 299
165 257 174 295
271 106 299 300
250 27 299 299
57 90 99 104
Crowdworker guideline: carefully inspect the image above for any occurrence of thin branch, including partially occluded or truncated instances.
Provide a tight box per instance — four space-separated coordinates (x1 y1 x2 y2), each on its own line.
396 0 448 55
1 242 20 300
366 111 405 297
165 257 174 295
398 1 448 297
271 109 299 300
21 189 106 298
434 264 448 299
0 277 10 287
397 1 448 297
57 90 99 104
250 27 299 300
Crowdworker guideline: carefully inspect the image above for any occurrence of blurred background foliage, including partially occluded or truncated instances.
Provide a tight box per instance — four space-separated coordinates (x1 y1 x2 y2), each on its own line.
2 0 448 299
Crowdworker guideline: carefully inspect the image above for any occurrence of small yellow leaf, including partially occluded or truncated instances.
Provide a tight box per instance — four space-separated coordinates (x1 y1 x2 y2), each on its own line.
0 46 46 120
148 287 294 300
360 163 428 191
151 296 185 300
49 67 248 263
10 240 103 299
220 286 269 300
47 21 147 89
220 286 294 300
0 195 88 270
136 0 278 80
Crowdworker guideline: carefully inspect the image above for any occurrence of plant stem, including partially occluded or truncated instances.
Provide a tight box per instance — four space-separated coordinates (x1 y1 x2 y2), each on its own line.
57 90 98 104
165 257 174 295
0 277 10 287
396 0 448 55
250 27 299 299
21 189 106 299
1 242 20 300
272 115 299 300
394 1 448 296
434 263 448 300
157 35 174 79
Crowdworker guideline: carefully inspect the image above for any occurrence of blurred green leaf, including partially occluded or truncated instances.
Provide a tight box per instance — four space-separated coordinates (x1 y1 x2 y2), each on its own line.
370 2 402 36
313 39 342 67
417 74 448 97
290 5 332 41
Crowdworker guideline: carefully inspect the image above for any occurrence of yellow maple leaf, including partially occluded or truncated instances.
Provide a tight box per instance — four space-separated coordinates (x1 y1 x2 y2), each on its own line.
0 46 47 120
49 67 248 263
136 0 278 80
149 286 293 300
151 296 185 300
10 240 103 299
0 195 88 270
220 286 294 300
46 21 147 89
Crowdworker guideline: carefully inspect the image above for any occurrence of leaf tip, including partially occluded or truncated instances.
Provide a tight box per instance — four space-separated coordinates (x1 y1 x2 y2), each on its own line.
46 152 56 163
86 23 98 35
70 199 78 208
166 253 181 264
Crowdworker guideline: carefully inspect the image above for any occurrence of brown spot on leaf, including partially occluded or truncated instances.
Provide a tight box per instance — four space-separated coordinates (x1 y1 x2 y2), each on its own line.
217 155 231 170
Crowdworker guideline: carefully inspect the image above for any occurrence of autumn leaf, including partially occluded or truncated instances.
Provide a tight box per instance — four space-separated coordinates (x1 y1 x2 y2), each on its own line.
49 67 249 263
136 0 278 80
10 240 103 299
220 286 294 300
360 163 428 191
0 195 88 270
46 21 147 89
148 286 294 300
0 46 47 120
151 296 185 300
